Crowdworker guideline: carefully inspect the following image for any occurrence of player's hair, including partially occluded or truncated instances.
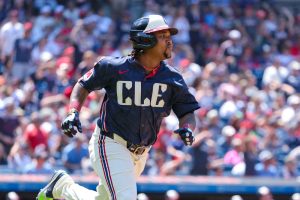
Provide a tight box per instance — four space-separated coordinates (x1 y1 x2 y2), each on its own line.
130 48 144 58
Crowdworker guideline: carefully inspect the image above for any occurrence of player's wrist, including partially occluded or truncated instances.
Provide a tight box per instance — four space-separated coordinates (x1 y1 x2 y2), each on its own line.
69 99 82 112
68 108 79 115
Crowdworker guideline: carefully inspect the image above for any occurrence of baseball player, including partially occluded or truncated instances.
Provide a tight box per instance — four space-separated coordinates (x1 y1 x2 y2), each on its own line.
37 14 200 200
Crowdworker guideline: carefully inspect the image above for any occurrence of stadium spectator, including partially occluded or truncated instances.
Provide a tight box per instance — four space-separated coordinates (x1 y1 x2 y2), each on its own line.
165 189 180 200
172 6 190 44
223 138 244 166
137 193 149 200
0 10 24 74
144 147 167 176
291 193 300 200
257 186 274 200
0 97 20 154
152 119 173 154
7 141 32 173
70 15 99 60
160 134 187 176
255 150 279 177
5 191 20 200
61 134 89 174
281 155 299 179
205 109 223 141
262 57 289 87
23 146 52 174
11 22 34 81
219 29 244 73
243 135 258 176
217 125 236 157
77 50 97 76
186 1 201 51
189 130 211 175
0 143 7 165
63 2 79 23
23 112 48 153
31 5 54 43
231 195 244 200
285 61 300 92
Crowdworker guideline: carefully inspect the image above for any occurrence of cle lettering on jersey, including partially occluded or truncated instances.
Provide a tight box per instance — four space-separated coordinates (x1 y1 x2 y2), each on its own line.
116 81 167 107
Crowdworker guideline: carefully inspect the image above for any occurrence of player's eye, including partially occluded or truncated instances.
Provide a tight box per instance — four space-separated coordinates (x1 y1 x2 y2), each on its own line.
158 34 170 40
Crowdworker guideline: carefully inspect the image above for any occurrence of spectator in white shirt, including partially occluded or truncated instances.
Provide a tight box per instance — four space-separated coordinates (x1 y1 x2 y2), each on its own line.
0 10 24 72
262 58 289 86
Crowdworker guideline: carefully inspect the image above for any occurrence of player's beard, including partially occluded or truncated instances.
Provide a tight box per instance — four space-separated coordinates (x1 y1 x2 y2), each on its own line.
163 46 172 59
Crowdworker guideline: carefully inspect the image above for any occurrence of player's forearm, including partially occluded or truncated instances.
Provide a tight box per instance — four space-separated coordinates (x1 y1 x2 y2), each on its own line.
178 112 196 131
69 82 89 112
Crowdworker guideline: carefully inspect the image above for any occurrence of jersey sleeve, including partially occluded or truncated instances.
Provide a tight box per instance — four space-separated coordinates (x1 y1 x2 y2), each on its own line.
78 58 113 92
172 75 200 118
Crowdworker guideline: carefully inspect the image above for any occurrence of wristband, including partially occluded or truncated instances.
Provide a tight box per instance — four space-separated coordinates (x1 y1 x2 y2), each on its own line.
68 108 79 114
69 100 81 112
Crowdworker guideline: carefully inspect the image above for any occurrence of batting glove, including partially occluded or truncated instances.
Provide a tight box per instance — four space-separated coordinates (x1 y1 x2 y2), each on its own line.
61 109 82 138
174 127 194 146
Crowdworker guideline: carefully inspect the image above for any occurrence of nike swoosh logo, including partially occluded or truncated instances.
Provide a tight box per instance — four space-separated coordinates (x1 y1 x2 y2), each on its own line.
118 70 129 74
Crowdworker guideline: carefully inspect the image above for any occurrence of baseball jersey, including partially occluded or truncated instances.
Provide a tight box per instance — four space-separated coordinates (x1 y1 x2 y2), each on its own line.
79 56 199 146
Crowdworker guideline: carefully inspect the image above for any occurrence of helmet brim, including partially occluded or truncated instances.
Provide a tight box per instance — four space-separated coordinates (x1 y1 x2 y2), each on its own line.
144 27 178 35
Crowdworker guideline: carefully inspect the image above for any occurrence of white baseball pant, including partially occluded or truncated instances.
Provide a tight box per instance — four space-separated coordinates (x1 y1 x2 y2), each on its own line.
52 125 149 200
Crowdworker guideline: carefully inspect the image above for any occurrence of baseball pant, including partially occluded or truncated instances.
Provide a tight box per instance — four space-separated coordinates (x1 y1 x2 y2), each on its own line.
52 125 149 200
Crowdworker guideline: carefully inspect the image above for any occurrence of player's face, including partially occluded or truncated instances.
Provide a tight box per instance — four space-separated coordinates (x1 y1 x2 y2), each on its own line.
151 30 173 60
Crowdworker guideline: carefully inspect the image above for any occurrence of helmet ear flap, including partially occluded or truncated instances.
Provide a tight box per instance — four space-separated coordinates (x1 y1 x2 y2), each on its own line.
130 31 157 50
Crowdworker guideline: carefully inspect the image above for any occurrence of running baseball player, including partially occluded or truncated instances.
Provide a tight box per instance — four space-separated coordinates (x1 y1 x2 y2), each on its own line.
37 14 200 200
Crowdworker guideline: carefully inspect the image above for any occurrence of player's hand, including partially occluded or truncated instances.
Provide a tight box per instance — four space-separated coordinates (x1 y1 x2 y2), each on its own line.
174 127 194 146
61 109 82 138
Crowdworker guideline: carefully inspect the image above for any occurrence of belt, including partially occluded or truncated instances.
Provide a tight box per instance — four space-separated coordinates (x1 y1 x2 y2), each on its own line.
101 131 148 155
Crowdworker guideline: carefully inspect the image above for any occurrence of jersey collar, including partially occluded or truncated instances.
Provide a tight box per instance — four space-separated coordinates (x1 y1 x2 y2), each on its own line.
129 56 163 79
145 65 161 79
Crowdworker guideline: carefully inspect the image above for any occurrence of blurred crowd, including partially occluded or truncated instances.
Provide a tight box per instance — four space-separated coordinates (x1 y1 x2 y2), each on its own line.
0 0 300 185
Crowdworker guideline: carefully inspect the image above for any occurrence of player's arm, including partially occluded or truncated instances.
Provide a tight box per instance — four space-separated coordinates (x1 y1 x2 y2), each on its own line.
69 82 90 112
61 57 112 137
178 112 196 131
61 83 90 138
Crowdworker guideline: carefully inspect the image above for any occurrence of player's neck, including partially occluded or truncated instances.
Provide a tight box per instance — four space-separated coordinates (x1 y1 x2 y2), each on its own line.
136 55 161 72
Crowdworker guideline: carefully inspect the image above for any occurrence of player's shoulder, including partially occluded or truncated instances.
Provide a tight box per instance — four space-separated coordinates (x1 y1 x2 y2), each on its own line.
161 61 182 77
96 56 129 67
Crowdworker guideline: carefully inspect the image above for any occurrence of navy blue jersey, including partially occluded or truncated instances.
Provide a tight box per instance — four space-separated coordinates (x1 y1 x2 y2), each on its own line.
79 56 200 146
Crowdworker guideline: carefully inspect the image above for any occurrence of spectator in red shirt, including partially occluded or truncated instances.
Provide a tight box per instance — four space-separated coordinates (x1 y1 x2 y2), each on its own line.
152 119 172 154
23 112 48 153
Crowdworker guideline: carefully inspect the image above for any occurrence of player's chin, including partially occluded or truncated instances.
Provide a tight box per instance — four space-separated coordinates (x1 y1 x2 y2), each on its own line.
164 49 172 59
163 52 172 59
